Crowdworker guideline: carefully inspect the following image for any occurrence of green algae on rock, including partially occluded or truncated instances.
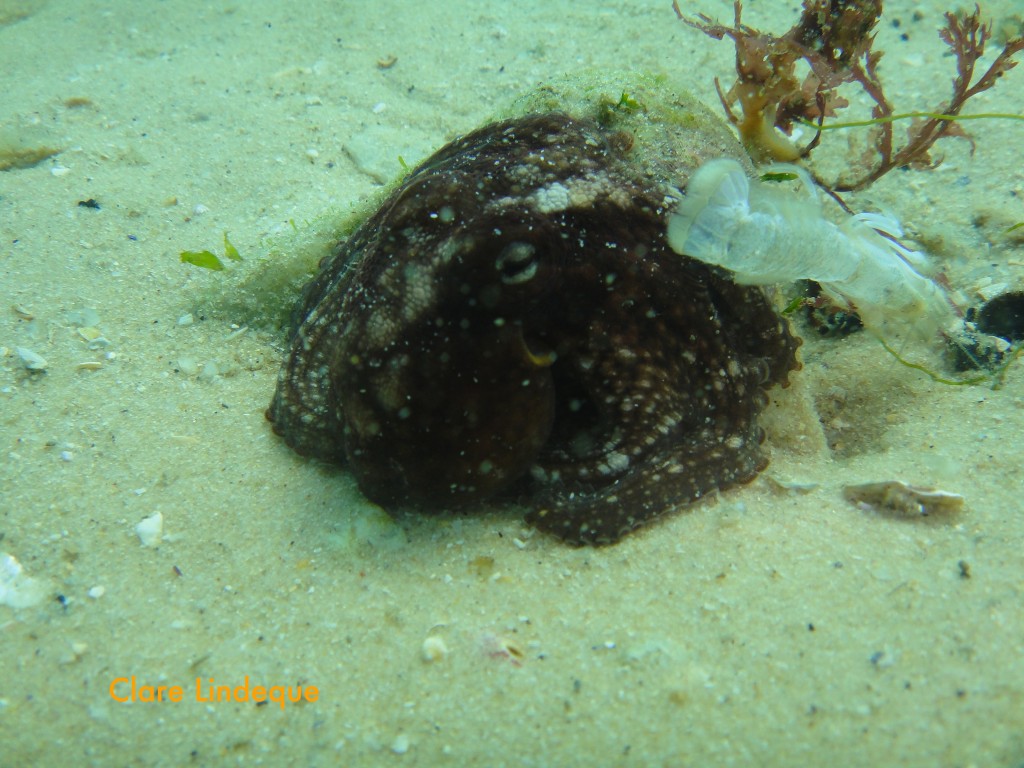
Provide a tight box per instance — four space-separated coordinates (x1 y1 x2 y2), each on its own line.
266 71 801 545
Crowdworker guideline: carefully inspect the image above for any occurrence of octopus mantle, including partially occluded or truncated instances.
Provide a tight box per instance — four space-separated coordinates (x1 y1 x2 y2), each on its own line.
268 113 800 545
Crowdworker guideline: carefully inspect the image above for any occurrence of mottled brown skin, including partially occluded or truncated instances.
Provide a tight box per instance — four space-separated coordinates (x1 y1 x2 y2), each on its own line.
268 113 800 545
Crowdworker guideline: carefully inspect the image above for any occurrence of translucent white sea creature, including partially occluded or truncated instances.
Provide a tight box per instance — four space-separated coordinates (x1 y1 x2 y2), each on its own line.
667 158 955 340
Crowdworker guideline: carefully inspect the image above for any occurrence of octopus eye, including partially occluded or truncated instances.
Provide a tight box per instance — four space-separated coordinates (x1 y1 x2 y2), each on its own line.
495 241 538 285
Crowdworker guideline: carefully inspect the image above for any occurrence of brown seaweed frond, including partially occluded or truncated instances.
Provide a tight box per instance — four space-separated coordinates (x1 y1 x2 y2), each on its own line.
676 1 1024 192
843 6 1024 190
674 0 884 164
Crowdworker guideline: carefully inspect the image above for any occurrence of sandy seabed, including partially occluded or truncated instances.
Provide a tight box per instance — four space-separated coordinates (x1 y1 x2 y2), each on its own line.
2 0 1023 766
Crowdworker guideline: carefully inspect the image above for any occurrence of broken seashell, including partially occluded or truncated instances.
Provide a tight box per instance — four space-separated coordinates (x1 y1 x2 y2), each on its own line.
16 346 47 371
843 480 964 518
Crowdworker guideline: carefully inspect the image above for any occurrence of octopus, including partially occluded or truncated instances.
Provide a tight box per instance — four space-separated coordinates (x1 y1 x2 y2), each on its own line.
267 112 801 545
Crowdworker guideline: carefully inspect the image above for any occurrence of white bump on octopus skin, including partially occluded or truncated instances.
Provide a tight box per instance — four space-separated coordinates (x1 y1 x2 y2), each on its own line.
400 262 437 322
365 309 397 347
605 452 630 472
373 371 408 412
532 182 573 215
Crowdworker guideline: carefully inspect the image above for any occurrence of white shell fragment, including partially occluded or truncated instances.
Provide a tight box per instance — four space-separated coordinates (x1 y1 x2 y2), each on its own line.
764 475 820 494
135 512 164 546
176 357 199 376
0 552 47 608
16 346 48 371
421 636 449 663
843 481 965 517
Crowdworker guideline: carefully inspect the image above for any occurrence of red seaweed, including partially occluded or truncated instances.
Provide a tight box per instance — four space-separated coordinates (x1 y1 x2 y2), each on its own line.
675 1 1024 190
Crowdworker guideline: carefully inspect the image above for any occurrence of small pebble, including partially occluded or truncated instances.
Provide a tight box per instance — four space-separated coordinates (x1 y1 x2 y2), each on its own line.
421 636 448 663
177 357 199 376
88 585 105 599
391 734 409 755
193 203 209 216
0 552 46 608
60 450 73 462
16 346 47 371
177 313 194 327
372 102 387 114
135 512 163 547
198 361 220 382
59 642 89 665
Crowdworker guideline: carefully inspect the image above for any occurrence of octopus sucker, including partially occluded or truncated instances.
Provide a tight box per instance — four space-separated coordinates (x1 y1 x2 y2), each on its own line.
268 95 801 545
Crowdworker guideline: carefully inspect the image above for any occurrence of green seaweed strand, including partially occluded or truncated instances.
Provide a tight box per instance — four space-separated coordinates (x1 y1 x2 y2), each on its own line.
798 111 1024 131
879 338 1022 390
